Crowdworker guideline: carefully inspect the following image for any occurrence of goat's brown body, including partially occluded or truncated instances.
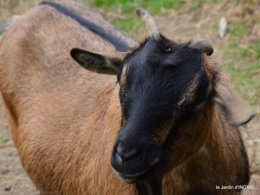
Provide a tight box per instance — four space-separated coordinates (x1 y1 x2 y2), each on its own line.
0 1 249 195
0 1 136 194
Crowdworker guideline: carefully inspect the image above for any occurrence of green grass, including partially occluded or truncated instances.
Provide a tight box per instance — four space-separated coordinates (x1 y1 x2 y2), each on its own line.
253 42 260 59
86 0 183 34
87 0 183 13
113 17 142 34
225 60 260 106
86 0 196 34
1 133 9 143
219 22 260 107
229 25 247 37
189 0 205 11
216 15 260 108
87 0 238 14
85 0 244 34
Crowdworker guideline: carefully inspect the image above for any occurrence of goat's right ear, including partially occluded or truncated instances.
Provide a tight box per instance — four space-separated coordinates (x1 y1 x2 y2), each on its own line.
212 69 254 126
70 48 127 75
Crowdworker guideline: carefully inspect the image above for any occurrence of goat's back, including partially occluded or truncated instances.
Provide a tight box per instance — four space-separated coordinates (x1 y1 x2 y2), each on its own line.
0 1 136 194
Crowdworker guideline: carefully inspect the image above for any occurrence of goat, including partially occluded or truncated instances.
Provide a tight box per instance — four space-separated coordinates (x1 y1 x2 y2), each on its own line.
0 1 254 195
0 15 20 37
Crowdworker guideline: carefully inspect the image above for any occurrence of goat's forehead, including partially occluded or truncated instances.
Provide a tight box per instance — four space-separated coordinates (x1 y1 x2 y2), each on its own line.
118 42 212 108
121 45 205 80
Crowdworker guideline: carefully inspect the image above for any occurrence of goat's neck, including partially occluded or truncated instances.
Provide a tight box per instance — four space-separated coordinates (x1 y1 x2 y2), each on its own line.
203 102 244 164
164 101 248 194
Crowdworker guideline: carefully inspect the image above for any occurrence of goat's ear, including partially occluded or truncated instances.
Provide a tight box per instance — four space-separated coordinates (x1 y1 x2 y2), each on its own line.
70 48 127 75
212 69 254 126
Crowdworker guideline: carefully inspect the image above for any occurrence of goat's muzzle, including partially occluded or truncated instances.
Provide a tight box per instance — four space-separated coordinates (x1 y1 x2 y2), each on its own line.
111 130 161 183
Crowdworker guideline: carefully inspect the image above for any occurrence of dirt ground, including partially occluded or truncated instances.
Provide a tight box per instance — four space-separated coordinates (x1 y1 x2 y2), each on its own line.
0 1 259 194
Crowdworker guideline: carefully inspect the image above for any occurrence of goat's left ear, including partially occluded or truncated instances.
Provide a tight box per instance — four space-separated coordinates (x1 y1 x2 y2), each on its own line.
71 48 127 75
212 69 254 126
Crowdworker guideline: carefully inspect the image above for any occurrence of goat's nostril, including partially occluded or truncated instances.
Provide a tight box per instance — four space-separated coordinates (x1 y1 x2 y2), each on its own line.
117 143 141 162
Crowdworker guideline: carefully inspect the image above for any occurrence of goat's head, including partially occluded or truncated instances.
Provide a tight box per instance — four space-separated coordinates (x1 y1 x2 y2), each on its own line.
71 8 253 184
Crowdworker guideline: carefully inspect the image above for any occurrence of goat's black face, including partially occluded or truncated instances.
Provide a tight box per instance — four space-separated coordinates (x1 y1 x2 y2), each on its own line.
111 35 212 183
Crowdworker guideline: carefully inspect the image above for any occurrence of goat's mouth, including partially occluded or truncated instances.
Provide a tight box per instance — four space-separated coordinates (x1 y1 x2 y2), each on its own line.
112 157 160 183
113 169 147 183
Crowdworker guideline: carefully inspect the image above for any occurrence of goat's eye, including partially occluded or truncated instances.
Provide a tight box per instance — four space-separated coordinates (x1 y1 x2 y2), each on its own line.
165 46 173 53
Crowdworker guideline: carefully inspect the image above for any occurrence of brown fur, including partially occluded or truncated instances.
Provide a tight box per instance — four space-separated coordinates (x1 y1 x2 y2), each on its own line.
0 1 136 194
162 100 248 195
0 1 252 195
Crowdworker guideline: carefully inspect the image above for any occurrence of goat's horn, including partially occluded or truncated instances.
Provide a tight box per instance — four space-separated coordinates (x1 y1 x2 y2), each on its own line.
189 39 214 56
136 8 159 38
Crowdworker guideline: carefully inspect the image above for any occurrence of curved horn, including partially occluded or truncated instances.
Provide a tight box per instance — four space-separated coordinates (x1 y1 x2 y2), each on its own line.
189 39 214 56
136 8 159 38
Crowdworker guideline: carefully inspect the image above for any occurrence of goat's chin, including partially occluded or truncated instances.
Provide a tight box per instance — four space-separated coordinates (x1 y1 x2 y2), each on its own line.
112 156 162 183
113 169 146 183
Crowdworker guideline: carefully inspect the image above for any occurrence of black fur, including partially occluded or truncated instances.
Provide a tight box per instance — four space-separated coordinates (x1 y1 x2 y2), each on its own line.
111 35 211 182
39 1 131 52
136 180 162 195
119 36 209 130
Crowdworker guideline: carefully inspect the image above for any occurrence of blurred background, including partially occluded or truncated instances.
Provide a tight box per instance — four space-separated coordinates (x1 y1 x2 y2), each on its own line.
0 0 259 194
